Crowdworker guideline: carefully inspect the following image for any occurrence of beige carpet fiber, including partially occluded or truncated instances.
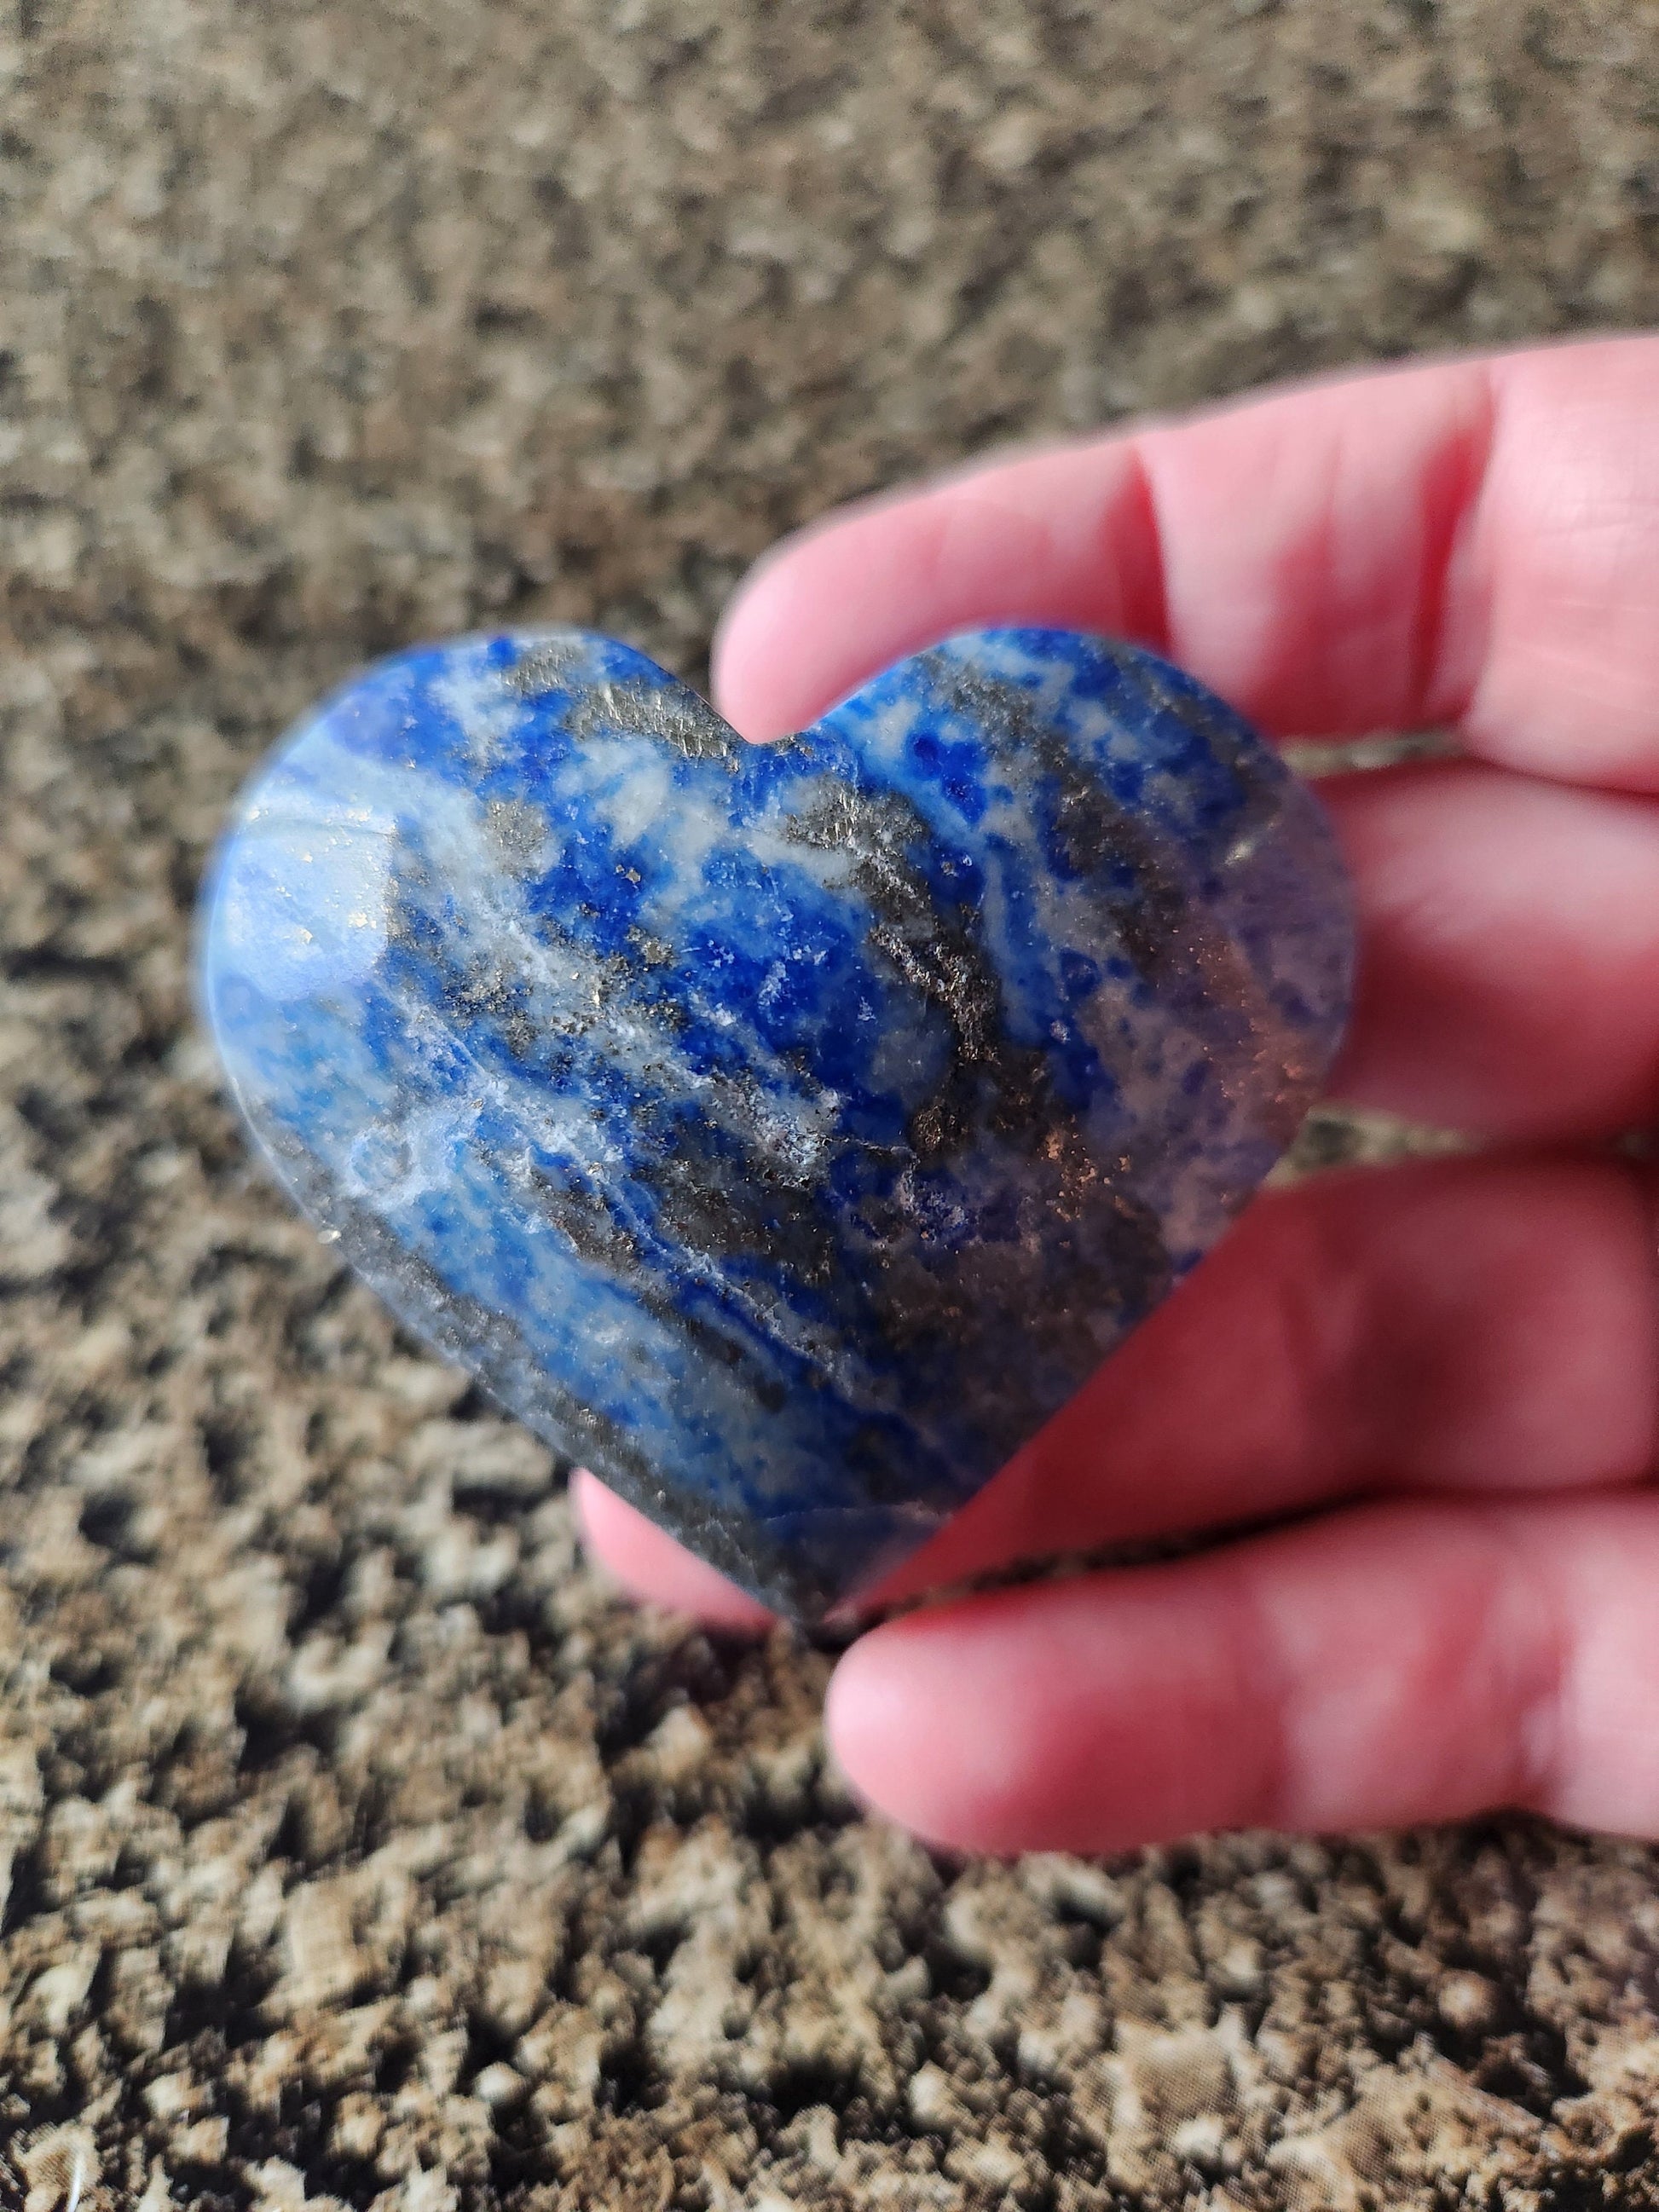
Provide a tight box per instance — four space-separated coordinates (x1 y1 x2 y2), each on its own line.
4 3 1659 2204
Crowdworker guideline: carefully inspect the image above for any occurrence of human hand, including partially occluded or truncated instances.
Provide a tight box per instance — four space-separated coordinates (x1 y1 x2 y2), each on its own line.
576 334 1659 1857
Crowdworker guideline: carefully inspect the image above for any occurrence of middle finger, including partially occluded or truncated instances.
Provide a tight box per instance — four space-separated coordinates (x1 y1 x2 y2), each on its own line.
1323 756 1659 1141
578 1150 1658 1619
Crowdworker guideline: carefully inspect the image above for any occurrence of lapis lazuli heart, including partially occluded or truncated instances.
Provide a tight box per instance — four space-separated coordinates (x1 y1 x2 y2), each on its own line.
200 627 1354 1617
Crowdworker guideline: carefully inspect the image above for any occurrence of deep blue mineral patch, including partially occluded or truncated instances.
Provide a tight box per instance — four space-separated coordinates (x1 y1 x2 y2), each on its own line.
200 627 1354 1617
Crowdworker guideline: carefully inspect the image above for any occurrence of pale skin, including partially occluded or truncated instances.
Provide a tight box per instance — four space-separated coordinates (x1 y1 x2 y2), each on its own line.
575 332 1659 1858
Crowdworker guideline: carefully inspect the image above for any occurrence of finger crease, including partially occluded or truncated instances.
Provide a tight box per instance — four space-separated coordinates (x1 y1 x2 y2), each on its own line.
1119 436 1172 657
1488 1510 1574 1822
1223 1555 1301 1834
1416 359 1500 731
1628 1152 1659 1487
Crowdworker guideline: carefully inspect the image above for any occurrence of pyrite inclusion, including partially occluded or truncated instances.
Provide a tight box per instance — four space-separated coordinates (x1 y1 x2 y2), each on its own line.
200 627 1354 1617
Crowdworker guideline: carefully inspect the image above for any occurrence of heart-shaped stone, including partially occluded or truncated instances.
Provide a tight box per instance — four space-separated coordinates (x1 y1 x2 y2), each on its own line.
201 627 1353 1617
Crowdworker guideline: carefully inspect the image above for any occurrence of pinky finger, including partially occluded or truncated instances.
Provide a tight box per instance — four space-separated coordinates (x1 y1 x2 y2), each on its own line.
824 1493 1659 1856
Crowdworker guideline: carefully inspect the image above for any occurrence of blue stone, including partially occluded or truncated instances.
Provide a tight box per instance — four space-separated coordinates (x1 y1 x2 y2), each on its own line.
199 627 1354 1618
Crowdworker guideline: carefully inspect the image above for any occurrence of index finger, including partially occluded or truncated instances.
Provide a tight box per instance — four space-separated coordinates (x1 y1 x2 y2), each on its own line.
714 334 1659 791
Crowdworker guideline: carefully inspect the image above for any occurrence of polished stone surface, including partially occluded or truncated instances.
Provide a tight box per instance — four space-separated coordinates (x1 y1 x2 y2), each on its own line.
200 627 1353 1615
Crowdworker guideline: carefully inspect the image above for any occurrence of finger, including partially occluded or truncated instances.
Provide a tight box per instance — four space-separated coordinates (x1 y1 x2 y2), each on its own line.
824 1493 1659 1855
579 1152 1659 1620
571 1469 774 1632
714 334 1659 790
1321 759 1659 1141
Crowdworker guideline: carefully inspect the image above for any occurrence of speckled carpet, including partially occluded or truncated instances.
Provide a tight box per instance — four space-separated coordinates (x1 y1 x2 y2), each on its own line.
4 3 1659 2206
